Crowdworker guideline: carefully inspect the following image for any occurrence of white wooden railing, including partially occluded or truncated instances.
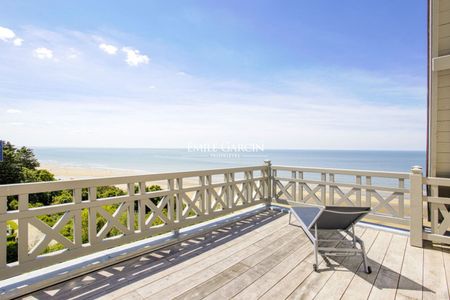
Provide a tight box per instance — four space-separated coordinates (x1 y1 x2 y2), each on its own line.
0 165 270 279
271 165 411 226
273 165 450 247
0 162 448 281
410 166 450 247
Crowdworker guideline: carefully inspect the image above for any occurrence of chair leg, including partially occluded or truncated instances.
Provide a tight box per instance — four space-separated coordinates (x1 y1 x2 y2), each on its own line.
359 239 371 274
313 223 319 271
313 240 319 272
288 211 292 225
351 223 357 248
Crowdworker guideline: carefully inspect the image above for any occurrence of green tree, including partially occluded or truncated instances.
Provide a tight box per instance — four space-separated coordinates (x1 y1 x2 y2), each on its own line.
0 141 46 185
0 142 22 184
21 168 58 206
1 141 57 207
15 146 40 169
21 168 55 183
52 190 73 204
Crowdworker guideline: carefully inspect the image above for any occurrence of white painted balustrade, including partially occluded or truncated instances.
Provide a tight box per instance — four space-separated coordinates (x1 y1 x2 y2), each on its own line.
0 165 270 279
410 166 450 247
0 162 449 280
271 165 411 226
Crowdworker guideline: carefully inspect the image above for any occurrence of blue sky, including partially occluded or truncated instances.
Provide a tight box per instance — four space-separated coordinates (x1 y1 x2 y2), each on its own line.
0 1 427 149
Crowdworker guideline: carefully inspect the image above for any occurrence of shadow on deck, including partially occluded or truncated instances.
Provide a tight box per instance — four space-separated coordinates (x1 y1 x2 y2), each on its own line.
21 209 447 300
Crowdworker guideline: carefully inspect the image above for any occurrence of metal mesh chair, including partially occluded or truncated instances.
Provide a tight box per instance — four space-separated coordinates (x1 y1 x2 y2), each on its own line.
289 205 372 274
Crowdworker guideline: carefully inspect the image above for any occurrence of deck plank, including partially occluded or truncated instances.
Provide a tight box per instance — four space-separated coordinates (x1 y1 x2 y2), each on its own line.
171 230 307 300
38 211 287 300
258 251 315 300
28 211 285 300
314 228 379 300
172 262 250 300
201 232 308 299
19 210 449 300
246 229 336 300
368 234 408 300
423 243 450 300
395 238 424 300
95 213 290 300
443 247 450 297
171 237 310 300
259 230 346 300
286 227 366 300
144 228 304 299
232 241 312 299
125 216 293 299
340 230 392 300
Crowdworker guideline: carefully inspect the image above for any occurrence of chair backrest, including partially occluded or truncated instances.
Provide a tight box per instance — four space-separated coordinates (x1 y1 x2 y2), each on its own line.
291 206 322 229
316 206 371 230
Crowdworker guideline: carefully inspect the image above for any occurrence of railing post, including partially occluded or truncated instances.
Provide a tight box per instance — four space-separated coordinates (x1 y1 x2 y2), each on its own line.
88 187 98 245
199 176 206 213
320 172 326 205
365 176 372 207
329 173 335 205
126 184 136 233
298 171 304 202
245 171 252 205
224 173 232 209
356 175 362 206
73 188 83 247
410 166 424 248
264 160 272 206
398 178 405 219
291 171 297 202
138 182 147 233
168 179 175 222
18 194 30 263
206 175 212 215
175 178 183 236
228 173 235 209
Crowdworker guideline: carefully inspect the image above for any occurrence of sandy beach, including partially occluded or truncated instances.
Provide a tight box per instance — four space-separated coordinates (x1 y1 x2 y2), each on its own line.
39 163 146 180
38 163 201 190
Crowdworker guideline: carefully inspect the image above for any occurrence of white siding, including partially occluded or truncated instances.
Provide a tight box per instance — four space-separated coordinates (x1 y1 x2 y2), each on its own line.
431 1 450 177
440 0 450 12
438 1 450 55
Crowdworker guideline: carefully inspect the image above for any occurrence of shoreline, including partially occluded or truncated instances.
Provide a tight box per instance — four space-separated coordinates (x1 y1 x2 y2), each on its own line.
37 162 195 189
39 162 147 180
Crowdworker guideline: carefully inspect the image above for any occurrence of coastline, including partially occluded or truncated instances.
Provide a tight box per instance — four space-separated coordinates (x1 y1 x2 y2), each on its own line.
39 162 146 180
37 162 194 189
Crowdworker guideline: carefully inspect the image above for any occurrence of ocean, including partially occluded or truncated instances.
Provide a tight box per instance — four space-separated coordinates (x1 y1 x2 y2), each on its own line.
33 148 426 174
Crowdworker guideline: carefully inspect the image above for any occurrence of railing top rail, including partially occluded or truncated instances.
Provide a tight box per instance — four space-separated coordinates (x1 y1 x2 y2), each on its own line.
271 165 410 179
424 176 450 187
272 176 408 193
0 165 267 196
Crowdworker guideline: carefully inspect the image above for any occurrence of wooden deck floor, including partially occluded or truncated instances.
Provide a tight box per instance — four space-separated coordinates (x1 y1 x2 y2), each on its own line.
21 210 450 300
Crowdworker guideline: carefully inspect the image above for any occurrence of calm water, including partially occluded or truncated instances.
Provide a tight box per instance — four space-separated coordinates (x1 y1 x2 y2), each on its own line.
33 148 426 174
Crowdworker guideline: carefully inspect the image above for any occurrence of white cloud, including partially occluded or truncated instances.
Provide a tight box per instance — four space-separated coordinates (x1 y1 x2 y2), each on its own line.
99 43 118 55
6 108 21 114
0 97 425 150
33 47 53 59
13 38 23 46
0 26 15 42
0 26 24 46
122 47 149 66
0 27 426 150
